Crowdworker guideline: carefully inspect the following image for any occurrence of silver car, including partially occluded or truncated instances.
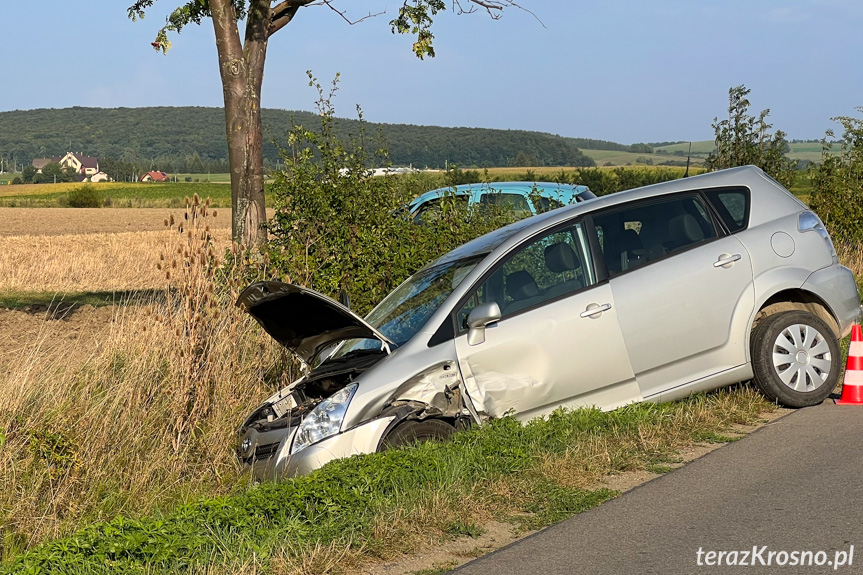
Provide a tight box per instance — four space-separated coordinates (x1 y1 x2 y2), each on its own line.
237 166 862 479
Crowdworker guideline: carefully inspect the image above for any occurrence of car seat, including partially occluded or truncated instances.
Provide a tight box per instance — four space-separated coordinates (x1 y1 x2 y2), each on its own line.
543 243 584 298
668 213 705 252
504 270 540 313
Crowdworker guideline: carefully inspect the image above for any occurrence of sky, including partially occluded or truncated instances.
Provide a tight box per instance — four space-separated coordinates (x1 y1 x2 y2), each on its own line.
1 0 862 144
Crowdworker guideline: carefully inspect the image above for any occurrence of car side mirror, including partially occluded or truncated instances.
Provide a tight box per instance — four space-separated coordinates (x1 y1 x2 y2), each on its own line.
466 302 501 346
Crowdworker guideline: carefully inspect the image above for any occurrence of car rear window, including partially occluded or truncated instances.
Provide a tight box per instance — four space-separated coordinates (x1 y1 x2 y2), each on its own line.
593 194 718 277
704 187 750 233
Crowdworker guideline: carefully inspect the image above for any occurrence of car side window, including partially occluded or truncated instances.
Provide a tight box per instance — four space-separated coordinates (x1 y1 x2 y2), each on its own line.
413 194 469 223
593 194 718 277
479 192 533 217
531 195 564 214
704 187 750 232
457 222 595 326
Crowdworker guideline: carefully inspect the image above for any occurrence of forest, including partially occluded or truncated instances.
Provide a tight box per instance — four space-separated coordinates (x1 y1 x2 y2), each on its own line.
0 106 595 172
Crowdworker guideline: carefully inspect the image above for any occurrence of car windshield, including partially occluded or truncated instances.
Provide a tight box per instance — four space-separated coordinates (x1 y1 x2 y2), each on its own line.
328 256 482 360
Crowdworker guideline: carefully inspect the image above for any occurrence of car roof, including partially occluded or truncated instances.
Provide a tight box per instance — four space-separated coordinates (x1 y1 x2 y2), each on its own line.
408 181 589 209
431 165 800 267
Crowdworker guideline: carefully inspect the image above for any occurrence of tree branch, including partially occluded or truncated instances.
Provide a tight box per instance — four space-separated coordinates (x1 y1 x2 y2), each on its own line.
321 2 385 26
269 0 316 36
462 0 545 28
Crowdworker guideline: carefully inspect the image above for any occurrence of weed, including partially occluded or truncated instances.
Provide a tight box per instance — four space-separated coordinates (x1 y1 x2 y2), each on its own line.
445 521 485 539
514 479 617 531
411 561 459 575
692 431 741 444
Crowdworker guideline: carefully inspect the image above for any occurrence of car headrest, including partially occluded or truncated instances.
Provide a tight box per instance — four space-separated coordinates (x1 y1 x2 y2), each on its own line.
506 270 540 301
544 243 580 273
669 214 704 244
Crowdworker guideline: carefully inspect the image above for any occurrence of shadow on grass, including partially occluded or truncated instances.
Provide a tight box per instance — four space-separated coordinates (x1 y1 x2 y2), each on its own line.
0 290 166 317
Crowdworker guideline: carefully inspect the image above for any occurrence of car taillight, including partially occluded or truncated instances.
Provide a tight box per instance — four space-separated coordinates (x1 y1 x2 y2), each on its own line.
798 210 838 262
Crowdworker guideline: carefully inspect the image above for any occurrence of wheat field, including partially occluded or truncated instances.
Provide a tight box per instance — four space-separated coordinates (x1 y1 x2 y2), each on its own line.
0 208 232 292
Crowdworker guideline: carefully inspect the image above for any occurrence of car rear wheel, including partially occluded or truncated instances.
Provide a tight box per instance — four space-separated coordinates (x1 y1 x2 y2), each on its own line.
380 419 455 451
751 310 840 407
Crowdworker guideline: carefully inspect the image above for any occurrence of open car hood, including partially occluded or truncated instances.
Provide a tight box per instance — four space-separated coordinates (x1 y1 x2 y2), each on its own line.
236 281 395 366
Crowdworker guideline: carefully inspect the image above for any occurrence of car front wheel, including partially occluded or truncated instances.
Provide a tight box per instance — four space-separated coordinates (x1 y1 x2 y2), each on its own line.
379 419 455 451
751 310 841 408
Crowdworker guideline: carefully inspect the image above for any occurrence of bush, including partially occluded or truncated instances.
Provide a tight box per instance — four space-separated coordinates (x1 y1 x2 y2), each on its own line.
10 177 22 185
65 185 103 208
809 109 863 245
266 74 516 315
547 166 690 197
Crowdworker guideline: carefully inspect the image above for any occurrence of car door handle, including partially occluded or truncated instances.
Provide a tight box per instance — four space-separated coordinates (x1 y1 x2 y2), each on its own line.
581 303 612 318
713 253 742 268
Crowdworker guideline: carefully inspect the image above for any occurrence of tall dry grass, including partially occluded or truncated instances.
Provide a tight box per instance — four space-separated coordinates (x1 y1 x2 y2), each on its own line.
0 197 283 557
836 241 863 279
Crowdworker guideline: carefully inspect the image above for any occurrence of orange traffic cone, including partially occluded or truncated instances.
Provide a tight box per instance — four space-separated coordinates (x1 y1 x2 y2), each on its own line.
836 324 863 405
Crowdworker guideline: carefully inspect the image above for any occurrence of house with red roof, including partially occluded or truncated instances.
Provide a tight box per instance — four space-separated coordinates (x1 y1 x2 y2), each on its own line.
140 171 170 182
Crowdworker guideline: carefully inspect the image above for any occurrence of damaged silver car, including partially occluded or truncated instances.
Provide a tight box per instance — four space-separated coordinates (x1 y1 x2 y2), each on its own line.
237 166 862 479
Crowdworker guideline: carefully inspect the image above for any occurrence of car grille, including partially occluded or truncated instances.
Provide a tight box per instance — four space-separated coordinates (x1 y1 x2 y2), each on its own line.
254 442 281 460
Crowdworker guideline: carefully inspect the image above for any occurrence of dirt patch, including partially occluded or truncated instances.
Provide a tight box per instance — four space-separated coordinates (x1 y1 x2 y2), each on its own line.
366 521 521 575
0 207 232 236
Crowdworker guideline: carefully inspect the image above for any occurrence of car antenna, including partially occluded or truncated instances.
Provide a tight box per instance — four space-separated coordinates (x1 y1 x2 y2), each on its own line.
683 141 692 178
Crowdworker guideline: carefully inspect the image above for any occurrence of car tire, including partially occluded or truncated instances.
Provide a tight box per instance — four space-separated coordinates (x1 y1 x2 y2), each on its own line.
751 310 841 408
380 419 456 451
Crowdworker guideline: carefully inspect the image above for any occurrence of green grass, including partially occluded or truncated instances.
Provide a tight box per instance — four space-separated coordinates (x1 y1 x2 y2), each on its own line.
654 140 715 156
646 464 676 474
0 173 20 185
785 141 845 163
169 173 232 184
692 431 741 444
581 149 705 167
0 182 233 208
411 562 459 575
3 389 773 574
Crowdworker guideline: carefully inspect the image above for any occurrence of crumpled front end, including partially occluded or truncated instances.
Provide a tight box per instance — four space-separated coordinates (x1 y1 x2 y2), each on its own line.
237 350 388 479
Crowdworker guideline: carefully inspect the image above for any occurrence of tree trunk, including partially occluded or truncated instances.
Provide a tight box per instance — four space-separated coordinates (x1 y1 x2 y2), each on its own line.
211 0 269 248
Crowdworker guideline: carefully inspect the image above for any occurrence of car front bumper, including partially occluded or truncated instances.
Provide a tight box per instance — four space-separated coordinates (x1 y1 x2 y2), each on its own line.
248 415 396 480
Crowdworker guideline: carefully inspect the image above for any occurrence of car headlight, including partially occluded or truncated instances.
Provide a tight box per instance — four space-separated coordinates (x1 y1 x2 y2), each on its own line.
291 383 358 454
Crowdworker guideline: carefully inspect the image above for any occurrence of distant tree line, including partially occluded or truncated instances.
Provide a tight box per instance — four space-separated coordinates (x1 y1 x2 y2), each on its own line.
565 137 662 153
0 106 594 172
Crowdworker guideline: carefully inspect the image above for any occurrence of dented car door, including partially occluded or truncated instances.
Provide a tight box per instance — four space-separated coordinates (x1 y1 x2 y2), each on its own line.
452 221 640 420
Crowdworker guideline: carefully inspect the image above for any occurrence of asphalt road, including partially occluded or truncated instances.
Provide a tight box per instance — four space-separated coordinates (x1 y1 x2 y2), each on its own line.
453 401 863 575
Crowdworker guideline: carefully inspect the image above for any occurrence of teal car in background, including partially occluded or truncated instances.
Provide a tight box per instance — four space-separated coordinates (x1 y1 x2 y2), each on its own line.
407 181 595 223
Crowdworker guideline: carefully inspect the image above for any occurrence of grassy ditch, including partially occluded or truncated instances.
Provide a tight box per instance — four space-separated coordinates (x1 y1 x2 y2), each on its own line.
2 387 774 575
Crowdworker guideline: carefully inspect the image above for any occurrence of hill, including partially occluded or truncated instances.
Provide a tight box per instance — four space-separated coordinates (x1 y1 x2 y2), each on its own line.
0 107 594 171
